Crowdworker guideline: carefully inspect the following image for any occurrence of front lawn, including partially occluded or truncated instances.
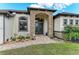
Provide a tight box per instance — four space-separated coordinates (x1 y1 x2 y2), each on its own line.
0 42 79 55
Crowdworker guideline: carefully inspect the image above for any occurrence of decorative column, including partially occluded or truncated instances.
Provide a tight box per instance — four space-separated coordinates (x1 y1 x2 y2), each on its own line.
30 11 35 39
48 15 53 38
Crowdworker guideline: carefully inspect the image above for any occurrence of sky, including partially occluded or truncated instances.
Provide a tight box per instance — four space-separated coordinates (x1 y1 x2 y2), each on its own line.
0 3 79 14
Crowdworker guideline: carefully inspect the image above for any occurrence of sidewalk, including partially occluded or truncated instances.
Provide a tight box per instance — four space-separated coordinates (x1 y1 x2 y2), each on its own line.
0 38 64 51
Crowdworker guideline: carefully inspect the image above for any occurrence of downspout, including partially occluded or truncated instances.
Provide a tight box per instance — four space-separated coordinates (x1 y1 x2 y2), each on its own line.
3 14 5 43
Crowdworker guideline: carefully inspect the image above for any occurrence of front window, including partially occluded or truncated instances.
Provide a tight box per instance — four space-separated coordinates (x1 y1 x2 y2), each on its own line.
69 19 73 25
64 19 67 25
75 20 79 25
19 16 28 31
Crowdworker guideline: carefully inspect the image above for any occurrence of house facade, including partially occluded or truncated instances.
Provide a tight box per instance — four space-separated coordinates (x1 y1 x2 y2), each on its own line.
0 7 79 44
54 12 79 38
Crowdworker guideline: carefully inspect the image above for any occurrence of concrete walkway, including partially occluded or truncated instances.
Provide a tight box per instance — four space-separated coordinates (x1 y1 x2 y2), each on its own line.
0 37 64 51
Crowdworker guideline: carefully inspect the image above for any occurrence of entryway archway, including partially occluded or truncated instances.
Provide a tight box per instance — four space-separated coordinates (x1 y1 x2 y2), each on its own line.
35 13 48 35
29 8 54 38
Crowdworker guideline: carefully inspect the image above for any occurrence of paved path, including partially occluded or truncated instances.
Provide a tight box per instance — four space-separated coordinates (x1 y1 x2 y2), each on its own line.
0 37 64 51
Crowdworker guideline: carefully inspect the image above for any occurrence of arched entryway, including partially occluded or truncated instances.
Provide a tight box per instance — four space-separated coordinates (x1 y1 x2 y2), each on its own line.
29 8 54 38
35 13 48 35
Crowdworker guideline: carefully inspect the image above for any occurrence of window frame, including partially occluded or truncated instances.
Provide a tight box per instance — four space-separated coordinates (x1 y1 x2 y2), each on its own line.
63 19 67 25
75 20 79 25
18 16 28 32
69 19 73 25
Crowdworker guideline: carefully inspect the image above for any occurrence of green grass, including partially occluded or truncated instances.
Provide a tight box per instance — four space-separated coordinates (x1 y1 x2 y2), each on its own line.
0 42 79 55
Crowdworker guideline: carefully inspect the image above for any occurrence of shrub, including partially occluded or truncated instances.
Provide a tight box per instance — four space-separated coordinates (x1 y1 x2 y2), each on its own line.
10 33 18 41
63 33 70 40
63 26 79 41
64 26 72 33
10 37 16 41
25 36 30 39
17 35 26 41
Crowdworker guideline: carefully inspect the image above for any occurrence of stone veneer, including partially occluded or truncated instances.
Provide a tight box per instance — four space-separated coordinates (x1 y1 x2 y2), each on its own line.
54 31 63 39
29 10 54 39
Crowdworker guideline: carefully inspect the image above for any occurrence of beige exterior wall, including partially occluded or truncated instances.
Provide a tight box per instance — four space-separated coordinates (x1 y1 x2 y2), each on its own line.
4 13 30 41
54 16 61 31
5 16 14 40
54 15 79 38
43 19 48 35
60 16 79 31
13 14 30 36
54 16 79 32
0 14 4 44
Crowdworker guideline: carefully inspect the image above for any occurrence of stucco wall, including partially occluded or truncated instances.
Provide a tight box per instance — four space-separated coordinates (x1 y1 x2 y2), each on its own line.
0 14 3 44
13 14 30 36
4 13 30 42
54 15 79 32
43 19 48 35
5 16 14 41
54 15 79 39
60 16 79 31
54 16 61 31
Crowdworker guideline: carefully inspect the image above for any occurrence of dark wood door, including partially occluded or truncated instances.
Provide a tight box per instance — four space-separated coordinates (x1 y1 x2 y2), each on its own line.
35 22 43 34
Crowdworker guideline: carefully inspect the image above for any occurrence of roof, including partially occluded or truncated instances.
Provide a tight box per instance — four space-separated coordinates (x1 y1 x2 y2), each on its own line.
0 7 56 14
54 12 79 19
27 7 56 12
7 10 28 14
0 10 8 13
0 9 29 14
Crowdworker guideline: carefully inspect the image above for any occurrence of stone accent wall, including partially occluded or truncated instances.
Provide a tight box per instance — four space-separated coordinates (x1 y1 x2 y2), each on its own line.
54 31 63 39
30 11 35 39
48 15 53 37
29 10 54 38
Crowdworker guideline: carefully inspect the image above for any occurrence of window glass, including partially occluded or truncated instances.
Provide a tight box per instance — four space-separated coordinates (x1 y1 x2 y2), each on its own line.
19 17 27 20
75 20 79 25
19 16 28 31
64 19 67 25
69 19 73 25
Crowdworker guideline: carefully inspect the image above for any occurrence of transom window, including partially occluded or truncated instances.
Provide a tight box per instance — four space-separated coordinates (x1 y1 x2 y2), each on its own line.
69 19 73 25
75 20 79 25
19 16 28 31
63 19 67 25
